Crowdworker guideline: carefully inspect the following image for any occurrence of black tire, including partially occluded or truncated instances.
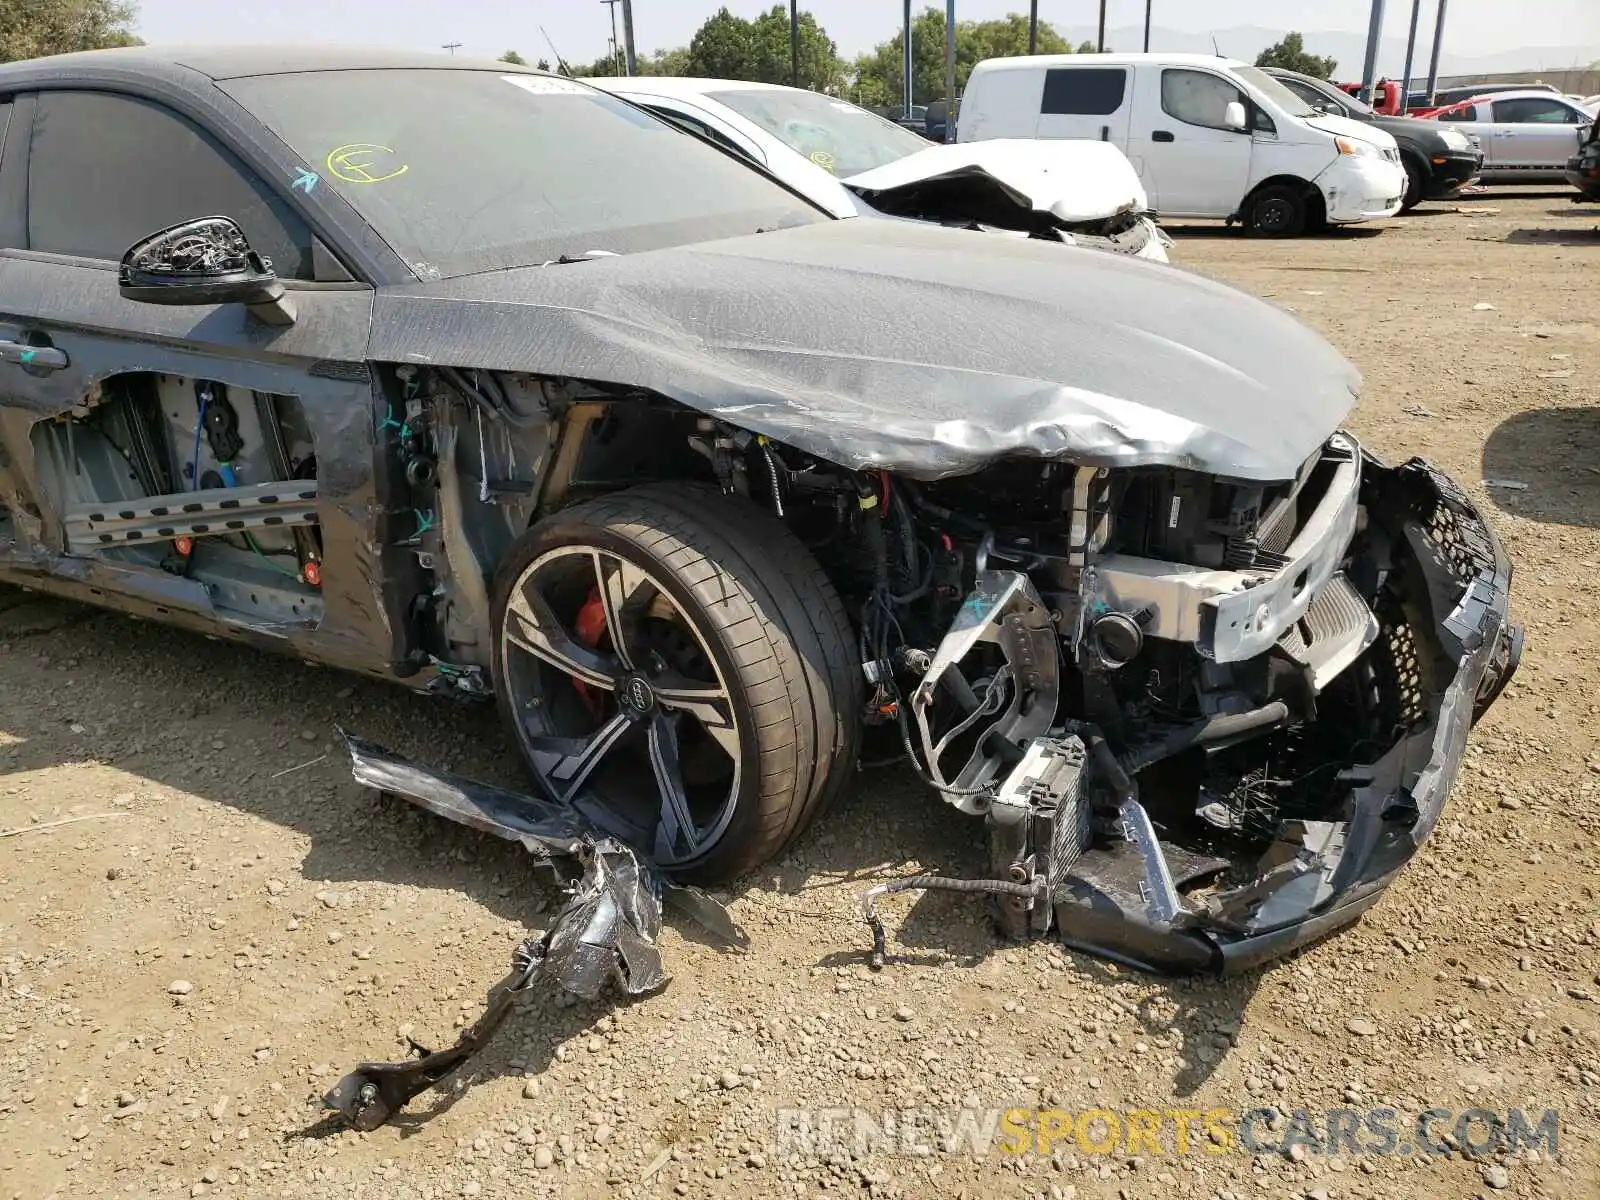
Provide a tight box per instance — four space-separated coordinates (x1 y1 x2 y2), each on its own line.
1246 185 1307 237
489 482 861 883
1400 155 1427 212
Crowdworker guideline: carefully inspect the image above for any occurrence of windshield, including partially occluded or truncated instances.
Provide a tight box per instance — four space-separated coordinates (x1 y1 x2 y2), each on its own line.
706 88 931 177
1288 72 1374 116
1340 90 1376 116
221 70 828 279
1234 66 1316 118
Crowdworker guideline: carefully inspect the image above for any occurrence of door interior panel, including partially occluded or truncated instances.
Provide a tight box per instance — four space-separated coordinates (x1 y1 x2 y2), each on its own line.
25 371 325 626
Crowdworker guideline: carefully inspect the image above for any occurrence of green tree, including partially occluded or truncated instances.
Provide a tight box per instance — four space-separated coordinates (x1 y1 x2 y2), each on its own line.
568 44 689 78
850 8 1073 109
569 50 624 77
535 57 551 71
685 5 843 91
640 46 691 76
1254 32 1337 79
498 49 526 65
1 0 141 64
686 7 750 78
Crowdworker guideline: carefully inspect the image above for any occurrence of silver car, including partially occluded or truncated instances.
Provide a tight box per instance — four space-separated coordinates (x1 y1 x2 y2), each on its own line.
1430 89 1599 181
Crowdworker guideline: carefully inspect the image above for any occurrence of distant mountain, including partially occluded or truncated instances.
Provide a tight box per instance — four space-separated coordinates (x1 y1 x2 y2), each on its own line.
1055 25 1598 81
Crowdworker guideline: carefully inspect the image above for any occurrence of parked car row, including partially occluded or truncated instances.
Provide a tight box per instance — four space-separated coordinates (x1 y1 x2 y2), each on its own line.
602 53 1592 245
1259 67 1481 209
885 56 1595 217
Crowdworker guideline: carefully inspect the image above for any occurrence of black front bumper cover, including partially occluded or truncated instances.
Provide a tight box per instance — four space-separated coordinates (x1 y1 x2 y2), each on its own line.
1047 456 1520 973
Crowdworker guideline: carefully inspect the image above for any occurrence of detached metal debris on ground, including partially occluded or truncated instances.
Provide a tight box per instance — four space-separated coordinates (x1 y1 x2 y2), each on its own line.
321 733 747 1130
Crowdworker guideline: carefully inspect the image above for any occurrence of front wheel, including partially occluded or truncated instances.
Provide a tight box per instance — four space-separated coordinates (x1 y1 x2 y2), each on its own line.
1401 156 1427 211
1246 185 1308 237
489 483 861 883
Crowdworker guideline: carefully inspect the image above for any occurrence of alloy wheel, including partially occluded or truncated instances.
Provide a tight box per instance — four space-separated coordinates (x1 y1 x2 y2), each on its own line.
499 545 744 865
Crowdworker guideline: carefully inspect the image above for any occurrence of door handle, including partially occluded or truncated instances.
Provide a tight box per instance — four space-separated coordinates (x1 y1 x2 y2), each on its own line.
0 340 69 373
1152 130 1175 142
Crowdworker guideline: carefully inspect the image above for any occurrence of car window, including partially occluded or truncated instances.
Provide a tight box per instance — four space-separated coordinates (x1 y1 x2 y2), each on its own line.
1040 68 1127 116
1160 69 1246 130
1440 104 1477 122
1232 66 1315 118
222 71 826 279
641 104 758 163
1277 78 1325 108
25 90 316 279
1282 75 1369 117
1492 97 1582 124
705 87 928 177
0 96 22 250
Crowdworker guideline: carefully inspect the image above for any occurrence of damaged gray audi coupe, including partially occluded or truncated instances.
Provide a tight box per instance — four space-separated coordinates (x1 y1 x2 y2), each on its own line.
0 48 1520 977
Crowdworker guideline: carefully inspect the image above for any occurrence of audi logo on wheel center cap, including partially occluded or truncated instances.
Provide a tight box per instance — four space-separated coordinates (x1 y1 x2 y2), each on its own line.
621 675 656 714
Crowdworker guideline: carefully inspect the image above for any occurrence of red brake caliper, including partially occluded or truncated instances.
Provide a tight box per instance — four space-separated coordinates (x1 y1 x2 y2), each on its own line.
572 586 609 721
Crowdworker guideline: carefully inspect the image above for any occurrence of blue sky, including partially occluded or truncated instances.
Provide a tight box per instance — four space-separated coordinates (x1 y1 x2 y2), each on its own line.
133 1 1598 69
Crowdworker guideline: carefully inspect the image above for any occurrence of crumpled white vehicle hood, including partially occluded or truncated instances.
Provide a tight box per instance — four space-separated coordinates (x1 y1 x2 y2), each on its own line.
841 138 1152 223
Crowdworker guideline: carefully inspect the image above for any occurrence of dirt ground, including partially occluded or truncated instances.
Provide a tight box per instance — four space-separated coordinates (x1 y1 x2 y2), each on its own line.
2 189 1598 1200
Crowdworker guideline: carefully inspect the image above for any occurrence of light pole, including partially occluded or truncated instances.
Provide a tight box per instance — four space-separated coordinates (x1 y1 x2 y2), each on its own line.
1358 0 1387 103
1399 0 1423 102
619 0 637 76
601 0 622 75
1097 0 1107 52
1425 0 1450 102
944 0 955 141
902 0 913 120
1028 0 1037 54
790 0 800 87
1144 0 1153 53
442 41 462 55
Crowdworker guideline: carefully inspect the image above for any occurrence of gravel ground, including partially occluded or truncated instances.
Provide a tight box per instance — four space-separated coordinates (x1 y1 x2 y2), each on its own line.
2 189 1598 1200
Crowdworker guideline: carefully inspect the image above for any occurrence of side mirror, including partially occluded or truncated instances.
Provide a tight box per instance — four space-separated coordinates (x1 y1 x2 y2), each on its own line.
1224 101 1249 132
118 217 296 327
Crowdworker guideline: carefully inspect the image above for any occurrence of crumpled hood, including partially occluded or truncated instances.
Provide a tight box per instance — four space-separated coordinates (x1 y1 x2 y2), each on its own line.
842 138 1151 224
370 218 1360 481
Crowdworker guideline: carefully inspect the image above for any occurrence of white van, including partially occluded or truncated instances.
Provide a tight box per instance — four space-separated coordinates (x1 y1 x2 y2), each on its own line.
958 53 1407 236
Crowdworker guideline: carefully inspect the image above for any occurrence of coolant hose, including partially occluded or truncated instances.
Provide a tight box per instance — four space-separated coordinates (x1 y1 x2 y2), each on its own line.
863 875 1042 969
1121 701 1290 776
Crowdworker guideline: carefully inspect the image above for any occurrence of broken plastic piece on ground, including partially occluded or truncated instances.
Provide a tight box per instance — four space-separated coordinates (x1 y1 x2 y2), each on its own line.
322 732 746 1130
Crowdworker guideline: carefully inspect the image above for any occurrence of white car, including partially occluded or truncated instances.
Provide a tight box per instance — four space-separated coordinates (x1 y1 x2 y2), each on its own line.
589 77 1171 262
957 53 1406 237
1430 89 1599 181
